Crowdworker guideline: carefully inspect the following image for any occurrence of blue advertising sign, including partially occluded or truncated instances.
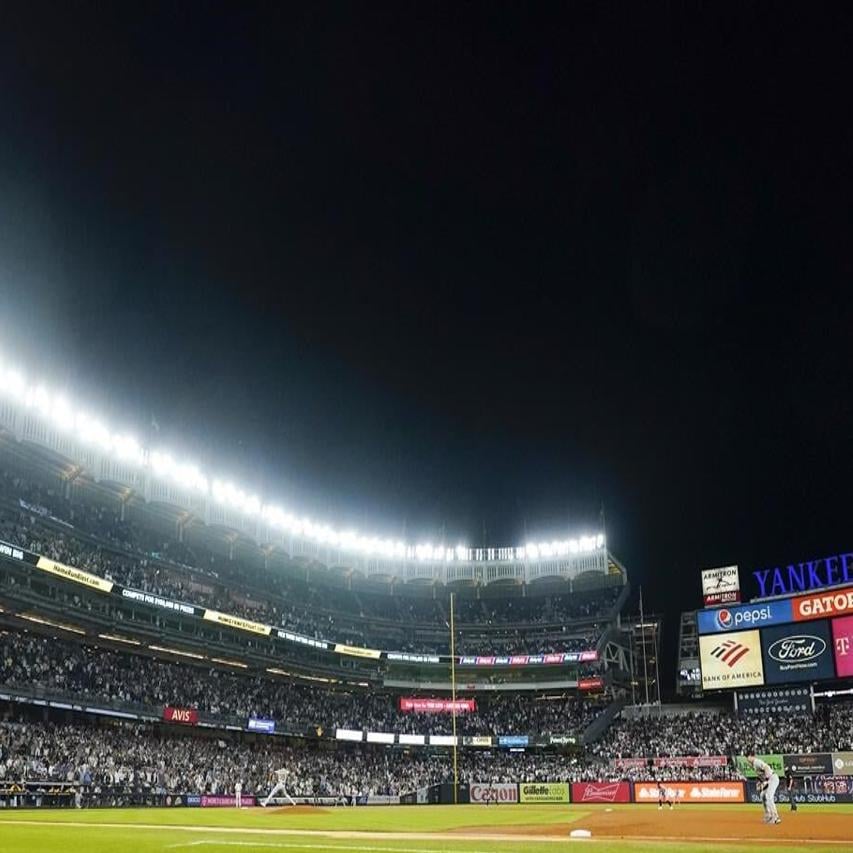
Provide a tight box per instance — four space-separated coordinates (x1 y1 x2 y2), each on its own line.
760 620 835 685
498 735 529 747
247 718 276 734
697 600 793 634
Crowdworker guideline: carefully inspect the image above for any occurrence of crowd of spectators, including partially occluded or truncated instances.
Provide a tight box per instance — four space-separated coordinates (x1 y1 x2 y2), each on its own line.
4 700 853 798
0 718 446 797
587 705 853 763
0 631 605 737
0 469 617 656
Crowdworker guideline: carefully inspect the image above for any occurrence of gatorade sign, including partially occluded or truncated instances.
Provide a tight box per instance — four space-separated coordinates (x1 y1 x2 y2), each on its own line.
793 585 853 622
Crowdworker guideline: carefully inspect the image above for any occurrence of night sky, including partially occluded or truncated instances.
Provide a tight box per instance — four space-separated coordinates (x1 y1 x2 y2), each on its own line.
1 4 852 653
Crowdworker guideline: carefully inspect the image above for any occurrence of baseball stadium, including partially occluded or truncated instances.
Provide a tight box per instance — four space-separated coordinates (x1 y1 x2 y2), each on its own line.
1 359 852 853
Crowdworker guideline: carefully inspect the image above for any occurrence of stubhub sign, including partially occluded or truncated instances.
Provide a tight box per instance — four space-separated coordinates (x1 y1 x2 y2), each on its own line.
697 600 793 634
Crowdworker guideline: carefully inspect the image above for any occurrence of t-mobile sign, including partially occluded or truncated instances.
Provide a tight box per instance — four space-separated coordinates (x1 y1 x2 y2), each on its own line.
832 615 853 677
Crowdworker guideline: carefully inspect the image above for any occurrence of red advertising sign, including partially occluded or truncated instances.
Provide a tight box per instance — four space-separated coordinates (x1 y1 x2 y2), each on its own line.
578 676 604 691
633 781 744 804
571 782 631 803
833 614 853 677
793 585 853 622
163 706 199 725
398 697 476 713
614 756 728 769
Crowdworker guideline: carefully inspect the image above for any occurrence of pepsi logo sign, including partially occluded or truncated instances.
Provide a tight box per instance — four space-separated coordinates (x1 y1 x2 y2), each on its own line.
768 635 826 663
716 609 733 629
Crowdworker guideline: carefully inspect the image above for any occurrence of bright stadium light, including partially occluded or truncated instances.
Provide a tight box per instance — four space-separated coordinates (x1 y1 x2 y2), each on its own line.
0 351 610 565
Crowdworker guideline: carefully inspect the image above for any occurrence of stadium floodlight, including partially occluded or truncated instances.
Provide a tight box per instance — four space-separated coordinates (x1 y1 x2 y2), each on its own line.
0 350 611 566
1 368 27 398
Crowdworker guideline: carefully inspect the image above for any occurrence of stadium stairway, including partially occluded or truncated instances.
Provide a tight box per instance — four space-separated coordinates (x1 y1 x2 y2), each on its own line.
581 696 625 745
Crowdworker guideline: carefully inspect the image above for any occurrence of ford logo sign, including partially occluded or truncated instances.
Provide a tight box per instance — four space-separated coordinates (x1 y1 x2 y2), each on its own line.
768 635 826 663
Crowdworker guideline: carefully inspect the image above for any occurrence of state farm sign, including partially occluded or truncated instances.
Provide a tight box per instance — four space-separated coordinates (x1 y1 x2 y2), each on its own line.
163 706 199 725
633 781 744 804
469 783 518 803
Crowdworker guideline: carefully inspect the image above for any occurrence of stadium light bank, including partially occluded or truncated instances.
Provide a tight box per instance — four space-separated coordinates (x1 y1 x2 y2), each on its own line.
0 355 605 564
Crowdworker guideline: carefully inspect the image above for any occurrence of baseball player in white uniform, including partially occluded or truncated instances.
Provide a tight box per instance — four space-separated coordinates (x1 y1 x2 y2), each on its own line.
747 755 780 824
234 780 242 808
262 768 297 807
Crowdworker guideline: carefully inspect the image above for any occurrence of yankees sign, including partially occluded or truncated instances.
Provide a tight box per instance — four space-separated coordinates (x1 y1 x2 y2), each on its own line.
701 566 741 607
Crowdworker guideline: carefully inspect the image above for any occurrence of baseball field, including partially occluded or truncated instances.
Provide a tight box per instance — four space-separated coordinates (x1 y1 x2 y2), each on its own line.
1 803 852 853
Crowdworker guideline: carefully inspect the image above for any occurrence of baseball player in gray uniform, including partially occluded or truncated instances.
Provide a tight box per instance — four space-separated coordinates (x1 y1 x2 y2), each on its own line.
747 755 780 824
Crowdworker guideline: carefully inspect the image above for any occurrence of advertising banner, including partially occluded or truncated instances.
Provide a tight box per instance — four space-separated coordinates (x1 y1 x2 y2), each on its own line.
463 736 493 747
200 795 256 807
747 776 853 804
385 652 440 664
0 540 27 562
276 629 328 650
163 707 199 725
784 753 834 775
519 782 570 803
398 697 476 713
633 782 744 804
831 615 853 677
616 756 728 770
736 686 811 716
760 620 835 684
792 585 853 622
246 718 275 734
120 587 197 616
469 783 518 804
548 734 578 746
202 610 271 636
35 556 114 593
699 629 764 690
735 754 784 777
578 677 604 691
701 565 741 607
334 643 381 660
831 752 853 775
498 735 529 747
696 600 793 635
571 782 631 804
457 652 594 667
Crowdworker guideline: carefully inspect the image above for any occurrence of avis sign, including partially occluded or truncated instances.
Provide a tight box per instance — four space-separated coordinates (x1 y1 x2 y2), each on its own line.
701 566 741 607
163 706 199 725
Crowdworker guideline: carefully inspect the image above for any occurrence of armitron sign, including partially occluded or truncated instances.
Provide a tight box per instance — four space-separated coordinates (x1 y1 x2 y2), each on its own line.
701 566 741 607
163 706 199 725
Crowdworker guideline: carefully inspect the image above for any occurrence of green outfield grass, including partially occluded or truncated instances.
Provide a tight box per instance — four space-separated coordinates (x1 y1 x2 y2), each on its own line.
0 804 851 853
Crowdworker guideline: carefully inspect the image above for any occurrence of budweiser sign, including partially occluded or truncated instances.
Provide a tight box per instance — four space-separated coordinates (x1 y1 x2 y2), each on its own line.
398 697 476 713
163 706 199 725
572 782 631 803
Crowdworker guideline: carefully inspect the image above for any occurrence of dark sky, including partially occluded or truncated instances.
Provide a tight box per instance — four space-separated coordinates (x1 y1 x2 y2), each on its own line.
1 3 853 649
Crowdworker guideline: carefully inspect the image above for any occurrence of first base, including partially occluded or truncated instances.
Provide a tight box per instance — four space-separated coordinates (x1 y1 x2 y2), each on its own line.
570 829 592 838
